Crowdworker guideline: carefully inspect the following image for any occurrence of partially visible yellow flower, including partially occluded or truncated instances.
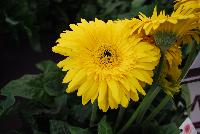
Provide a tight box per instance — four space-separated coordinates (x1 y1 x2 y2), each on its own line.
165 44 182 68
130 15 183 95
130 6 199 49
52 19 160 112
174 0 200 45
139 33 182 81
166 44 182 81
131 6 194 35
160 44 182 96
159 76 181 96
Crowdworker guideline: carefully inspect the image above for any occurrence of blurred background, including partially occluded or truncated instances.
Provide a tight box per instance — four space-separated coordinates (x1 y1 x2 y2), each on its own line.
1 0 200 133
0 0 174 88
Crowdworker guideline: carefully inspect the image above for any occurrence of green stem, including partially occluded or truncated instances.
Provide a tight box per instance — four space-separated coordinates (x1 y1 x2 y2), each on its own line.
90 101 97 127
117 86 161 134
135 86 161 123
143 95 170 124
114 106 125 130
135 53 165 123
178 43 199 82
117 53 165 134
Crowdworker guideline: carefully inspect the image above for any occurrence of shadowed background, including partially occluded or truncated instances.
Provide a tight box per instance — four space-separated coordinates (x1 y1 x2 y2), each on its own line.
0 0 174 88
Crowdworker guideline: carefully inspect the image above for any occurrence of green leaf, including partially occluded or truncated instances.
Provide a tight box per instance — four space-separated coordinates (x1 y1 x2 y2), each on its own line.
54 94 68 113
68 126 91 134
104 1 124 16
43 71 65 96
23 25 41 52
50 120 69 134
37 60 66 96
36 60 58 73
0 93 15 116
118 4 154 19
1 74 52 105
98 116 113 134
158 123 180 134
69 104 92 124
50 120 91 134
131 0 145 7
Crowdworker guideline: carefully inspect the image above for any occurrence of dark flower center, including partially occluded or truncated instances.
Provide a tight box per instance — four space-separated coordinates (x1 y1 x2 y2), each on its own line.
104 50 112 57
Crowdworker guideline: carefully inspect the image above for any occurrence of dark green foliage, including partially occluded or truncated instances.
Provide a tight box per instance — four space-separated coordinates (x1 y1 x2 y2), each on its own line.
0 0 41 51
98 116 113 134
0 0 174 52
0 93 15 116
69 104 92 124
49 120 69 134
0 60 187 133
50 120 92 134
158 123 181 134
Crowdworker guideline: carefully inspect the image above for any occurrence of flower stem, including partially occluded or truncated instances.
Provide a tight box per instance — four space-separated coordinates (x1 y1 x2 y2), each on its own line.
90 101 97 127
135 86 161 123
135 52 165 123
117 53 165 134
143 95 170 124
114 106 125 130
117 86 161 134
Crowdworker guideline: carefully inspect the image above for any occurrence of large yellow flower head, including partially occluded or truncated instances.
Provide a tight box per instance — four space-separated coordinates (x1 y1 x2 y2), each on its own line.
130 6 199 50
52 19 160 112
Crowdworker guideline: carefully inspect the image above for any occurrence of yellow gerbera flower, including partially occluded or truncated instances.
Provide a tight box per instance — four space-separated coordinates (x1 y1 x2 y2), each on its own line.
130 6 199 50
158 44 182 96
166 44 182 79
159 75 181 96
52 19 160 112
175 0 200 11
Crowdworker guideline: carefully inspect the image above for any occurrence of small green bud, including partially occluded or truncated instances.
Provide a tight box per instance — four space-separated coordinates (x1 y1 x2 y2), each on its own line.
153 31 177 52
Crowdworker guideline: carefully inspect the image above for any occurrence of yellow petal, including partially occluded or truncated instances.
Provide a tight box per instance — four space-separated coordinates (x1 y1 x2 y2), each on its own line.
82 81 98 105
121 91 129 108
63 69 78 83
98 79 107 102
119 78 131 91
128 76 146 96
98 80 108 112
77 77 93 96
107 79 121 104
134 62 157 70
131 69 153 84
108 89 118 109
130 91 139 102
66 69 86 93
52 45 71 56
